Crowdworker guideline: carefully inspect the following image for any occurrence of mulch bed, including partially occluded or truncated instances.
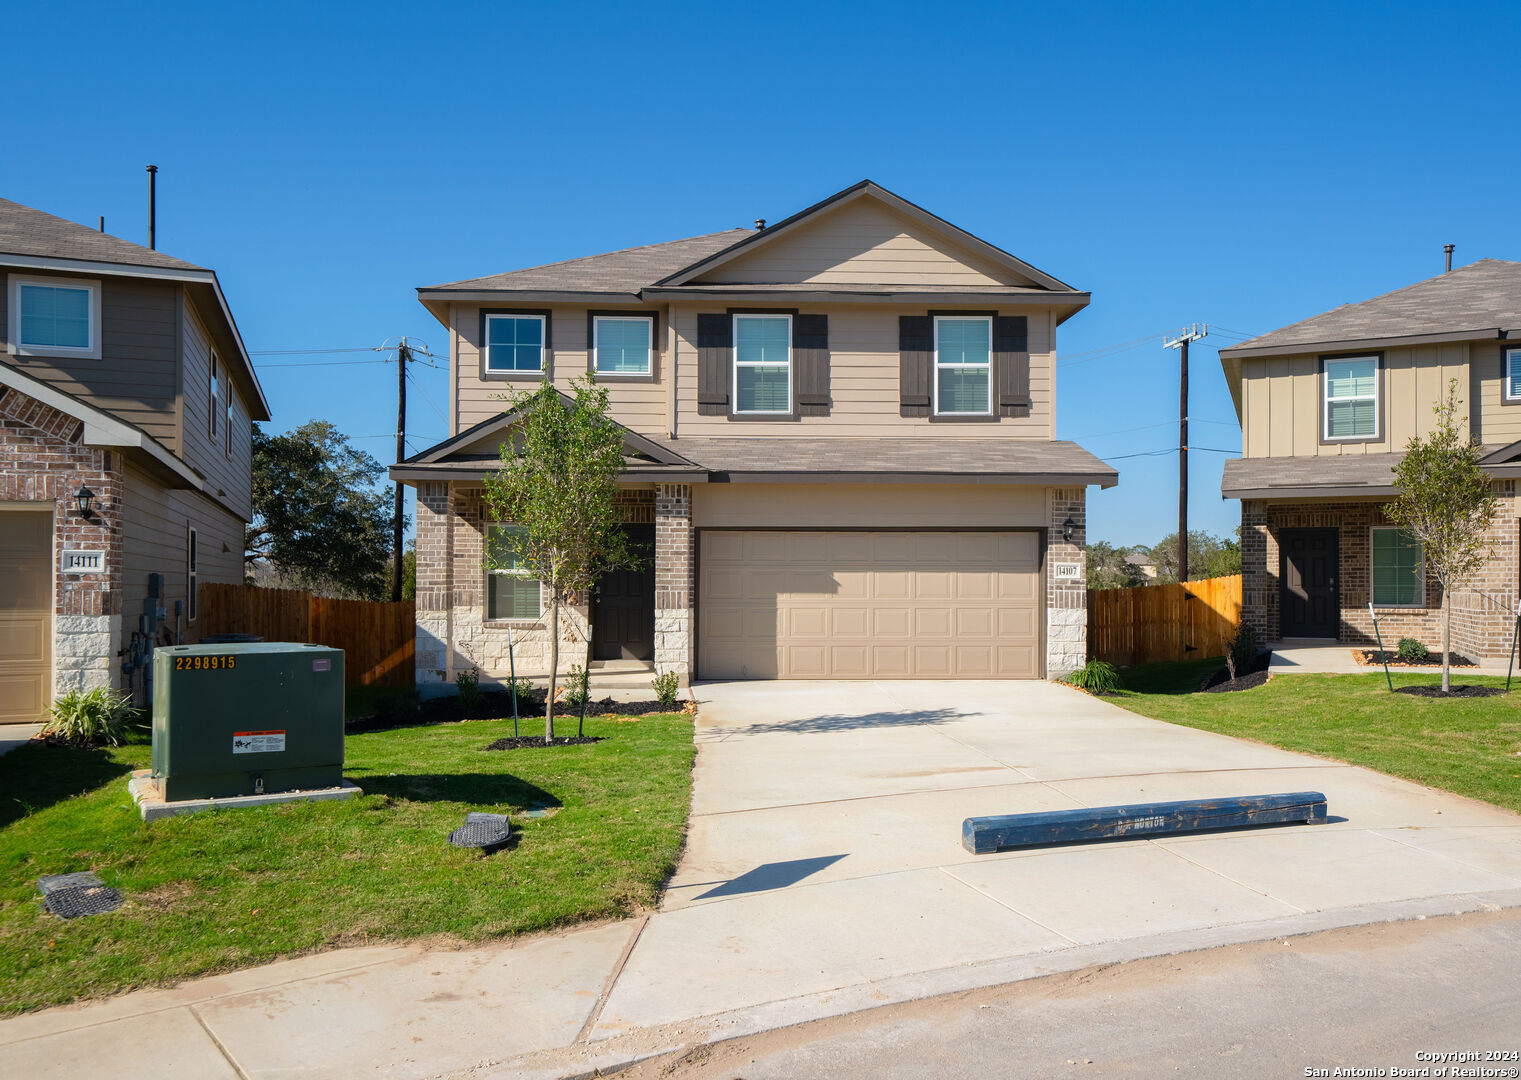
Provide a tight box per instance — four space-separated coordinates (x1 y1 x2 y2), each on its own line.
1394 684 1507 699
1354 650 1475 669
484 736 605 750
1199 651 1274 693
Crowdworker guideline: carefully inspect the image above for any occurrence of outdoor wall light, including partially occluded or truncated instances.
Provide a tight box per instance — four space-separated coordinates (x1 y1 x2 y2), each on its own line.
74 484 95 520
1062 516 1076 543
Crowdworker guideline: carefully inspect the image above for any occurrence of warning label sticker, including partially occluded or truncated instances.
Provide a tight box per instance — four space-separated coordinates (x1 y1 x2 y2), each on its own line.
232 730 286 754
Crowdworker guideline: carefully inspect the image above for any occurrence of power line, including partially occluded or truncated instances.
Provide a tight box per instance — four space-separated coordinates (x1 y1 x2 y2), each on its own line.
255 358 393 368
1106 445 1238 460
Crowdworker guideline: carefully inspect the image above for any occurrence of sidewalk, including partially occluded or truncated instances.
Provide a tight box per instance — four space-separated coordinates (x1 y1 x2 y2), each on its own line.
1269 640 1519 676
5 680 1521 1080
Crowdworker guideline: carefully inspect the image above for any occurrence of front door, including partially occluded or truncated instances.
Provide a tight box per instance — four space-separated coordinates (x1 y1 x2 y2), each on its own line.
592 524 655 661
1280 527 1339 638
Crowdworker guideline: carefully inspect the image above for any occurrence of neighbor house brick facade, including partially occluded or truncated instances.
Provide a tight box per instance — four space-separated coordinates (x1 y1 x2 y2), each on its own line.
393 182 1117 688
1221 258 1521 659
0 198 268 721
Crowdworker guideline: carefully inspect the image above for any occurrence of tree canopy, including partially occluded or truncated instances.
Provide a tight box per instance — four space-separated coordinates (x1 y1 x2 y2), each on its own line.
245 420 396 600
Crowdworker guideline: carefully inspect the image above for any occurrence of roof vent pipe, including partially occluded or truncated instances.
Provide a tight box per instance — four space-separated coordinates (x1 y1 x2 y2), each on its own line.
1444 244 1454 272
98 216 104 233
146 165 158 250
754 218 766 230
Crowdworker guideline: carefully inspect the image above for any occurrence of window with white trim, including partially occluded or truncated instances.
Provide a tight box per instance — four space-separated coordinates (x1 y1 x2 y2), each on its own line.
187 526 199 622
225 383 235 456
733 314 791 414
1505 347 1521 403
1323 355 1378 439
7 275 101 359
485 315 545 373
1371 526 1424 607
593 316 653 376
934 316 992 415
486 523 542 620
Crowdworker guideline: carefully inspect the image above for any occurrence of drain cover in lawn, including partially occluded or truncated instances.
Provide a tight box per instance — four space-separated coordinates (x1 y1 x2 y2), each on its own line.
449 812 512 849
37 872 123 919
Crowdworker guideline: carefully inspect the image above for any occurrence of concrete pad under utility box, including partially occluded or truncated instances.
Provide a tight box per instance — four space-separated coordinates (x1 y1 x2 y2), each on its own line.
128 769 360 821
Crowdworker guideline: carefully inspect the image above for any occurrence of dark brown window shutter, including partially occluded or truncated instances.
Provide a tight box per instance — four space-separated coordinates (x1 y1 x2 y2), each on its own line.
994 315 1030 418
696 313 731 414
794 314 830 416
899 315 932 417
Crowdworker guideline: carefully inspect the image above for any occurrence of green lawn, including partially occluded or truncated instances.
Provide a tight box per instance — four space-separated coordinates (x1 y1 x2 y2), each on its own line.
1109 658 1521 814
0 712 695 1015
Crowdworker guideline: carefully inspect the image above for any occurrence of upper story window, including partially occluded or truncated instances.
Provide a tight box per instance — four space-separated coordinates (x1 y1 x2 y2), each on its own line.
209 352 219 442
485 523 542 620
593 316 653 376
225 383 235 456
733 314 792 414
934 316 992 415
7 275 101 359
1505 347 1521 403
485 314 545 374
1323 354 1379 440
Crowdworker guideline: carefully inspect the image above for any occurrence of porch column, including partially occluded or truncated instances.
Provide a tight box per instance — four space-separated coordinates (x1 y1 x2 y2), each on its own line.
413 481 452 685
654 482 694 685
1045 487 1087 677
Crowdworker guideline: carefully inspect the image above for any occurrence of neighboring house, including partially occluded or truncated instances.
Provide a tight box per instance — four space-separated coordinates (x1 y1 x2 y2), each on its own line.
393 181 1116 686
0 199 268 722
1219 258 1521 656
1124 551 1158 580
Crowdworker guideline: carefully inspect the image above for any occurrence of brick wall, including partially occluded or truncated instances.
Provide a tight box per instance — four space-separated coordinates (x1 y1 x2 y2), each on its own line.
1046 487 1087 676
0 387 122 695
1240 489 1519 658
654 483 693 683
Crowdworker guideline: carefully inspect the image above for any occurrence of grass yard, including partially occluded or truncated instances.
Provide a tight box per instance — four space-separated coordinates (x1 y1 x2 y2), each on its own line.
0 711 695 1015
1110 657 1521 814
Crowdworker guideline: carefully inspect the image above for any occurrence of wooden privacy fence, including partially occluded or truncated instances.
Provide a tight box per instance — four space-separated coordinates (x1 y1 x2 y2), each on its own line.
1087 574 1243 667
199 583 415 687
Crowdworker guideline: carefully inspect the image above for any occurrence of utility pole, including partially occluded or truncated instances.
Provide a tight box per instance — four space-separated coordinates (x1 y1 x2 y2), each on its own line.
392 338 410 602
1164 324 1207 584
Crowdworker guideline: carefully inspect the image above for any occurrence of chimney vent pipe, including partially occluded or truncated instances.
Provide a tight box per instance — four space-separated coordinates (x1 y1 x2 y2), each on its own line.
754 218 766 230
1444 244 1454 272
146 165 158 250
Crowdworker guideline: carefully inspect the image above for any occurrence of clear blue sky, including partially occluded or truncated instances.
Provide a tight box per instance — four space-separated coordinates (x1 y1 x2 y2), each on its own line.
9 1 1520 546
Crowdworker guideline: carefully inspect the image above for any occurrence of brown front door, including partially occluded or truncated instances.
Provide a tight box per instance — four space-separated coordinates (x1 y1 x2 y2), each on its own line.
592 525 655 661
0 510 52 723
1280 528 1339 638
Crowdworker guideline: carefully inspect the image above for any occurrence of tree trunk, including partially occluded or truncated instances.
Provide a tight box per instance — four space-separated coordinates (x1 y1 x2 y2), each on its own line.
1442 584 1452 694
545 594 560 744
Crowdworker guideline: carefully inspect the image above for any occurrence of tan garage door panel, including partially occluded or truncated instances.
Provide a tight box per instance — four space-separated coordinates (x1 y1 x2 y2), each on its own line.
0 511 52 723
698 530 1041 680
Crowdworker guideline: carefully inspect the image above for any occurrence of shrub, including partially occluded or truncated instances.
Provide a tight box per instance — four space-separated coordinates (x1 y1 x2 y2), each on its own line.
651 670 681 709
1065 660 1122 694
374 689 421 724
41 686 138 746
1226 624 1258 681
507 676 536 711
1396 637 1428 662
455 667 483 716
564 665 590 709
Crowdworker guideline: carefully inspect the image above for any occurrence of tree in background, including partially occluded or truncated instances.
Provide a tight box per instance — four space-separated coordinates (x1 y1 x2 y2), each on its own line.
1149 529 1242 584
1389 382 1498 693
382 540 416 601
1086 541 1149 590
245 421 396 600
482 378 630 744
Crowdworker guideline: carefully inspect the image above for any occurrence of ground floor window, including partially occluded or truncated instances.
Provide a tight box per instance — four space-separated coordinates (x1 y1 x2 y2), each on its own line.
1371 526 1423 606
485 523 542 619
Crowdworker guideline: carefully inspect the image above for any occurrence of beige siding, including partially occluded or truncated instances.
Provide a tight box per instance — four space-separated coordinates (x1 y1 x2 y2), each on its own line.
453 303 668 433
120 459 245 645
693 483 1049 529
1474 341 1521 445
1241 343 1470 458
180 296 253 521
0 271 180 448
675 304 1056 438
688 199 1032 286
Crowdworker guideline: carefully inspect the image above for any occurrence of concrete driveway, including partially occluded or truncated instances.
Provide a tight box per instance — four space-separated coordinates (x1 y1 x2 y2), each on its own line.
592 679 1521 1036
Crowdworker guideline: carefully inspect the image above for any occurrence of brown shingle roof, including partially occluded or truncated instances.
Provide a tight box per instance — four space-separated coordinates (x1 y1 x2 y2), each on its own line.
0 197 204 271
1224 259 1521 355
423 230 752 294
1220 447 1521 498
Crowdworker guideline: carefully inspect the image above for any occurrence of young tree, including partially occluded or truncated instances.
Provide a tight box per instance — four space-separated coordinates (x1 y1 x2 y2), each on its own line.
482 377 630 743
1388 381 1498 693
245 420 395 599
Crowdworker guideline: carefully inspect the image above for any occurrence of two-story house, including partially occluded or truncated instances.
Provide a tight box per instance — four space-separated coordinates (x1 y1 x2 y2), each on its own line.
393 181 1117 687
0 198 267 721
1219 258 1521 658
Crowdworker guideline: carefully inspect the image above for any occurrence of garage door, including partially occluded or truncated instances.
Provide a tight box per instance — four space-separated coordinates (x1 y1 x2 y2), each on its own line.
0 511 51 723
698 530 1041 680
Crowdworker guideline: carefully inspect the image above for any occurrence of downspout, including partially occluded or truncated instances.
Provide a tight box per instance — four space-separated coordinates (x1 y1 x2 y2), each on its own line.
667 302 679 440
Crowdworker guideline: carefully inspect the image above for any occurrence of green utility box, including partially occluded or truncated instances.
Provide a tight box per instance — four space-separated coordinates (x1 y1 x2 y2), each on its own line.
152 643 345 801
